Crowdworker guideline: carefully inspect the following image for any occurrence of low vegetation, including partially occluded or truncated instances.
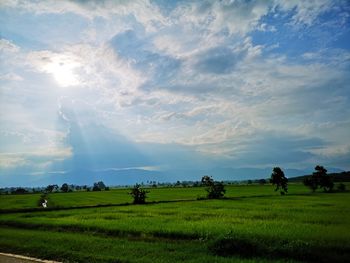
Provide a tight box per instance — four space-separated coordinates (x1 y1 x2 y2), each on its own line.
270 167 288 195
129 184 148 204
201 175 226 199
1 167 349 262
303 165 334 192
0 182 349 262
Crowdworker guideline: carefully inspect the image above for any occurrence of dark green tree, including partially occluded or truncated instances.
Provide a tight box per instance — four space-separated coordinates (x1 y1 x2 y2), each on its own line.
303 176 318 192
61 183 69 193
45 184 58 193
258 179 267 185
12 188 28 194
201 175 226 199
270 167 288 195
97 181 106 190
92 183 101 191
317 166 334 192
129 184 149 204
304 165 333 192
337 183 346 192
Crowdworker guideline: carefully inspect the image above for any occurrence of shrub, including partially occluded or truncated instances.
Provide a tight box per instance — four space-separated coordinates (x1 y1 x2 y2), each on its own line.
92 184 101 191
11 188 28 194
37 193 48 207
337 183 346 192
303 165 334 192
259 179 267 185
61 183 69 193
209 235 262 257
129 184 149 204
201 176 226 199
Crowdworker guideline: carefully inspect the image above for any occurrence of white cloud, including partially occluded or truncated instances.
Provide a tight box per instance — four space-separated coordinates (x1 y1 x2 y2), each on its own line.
0 38 20 53
27 50 82 87
0 147 72 169
277 0 333 26
0 0 349 174
0 73 23 81
2 0 167 31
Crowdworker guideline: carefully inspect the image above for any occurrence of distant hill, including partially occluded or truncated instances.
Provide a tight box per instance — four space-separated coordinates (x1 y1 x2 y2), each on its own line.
288 171 350 182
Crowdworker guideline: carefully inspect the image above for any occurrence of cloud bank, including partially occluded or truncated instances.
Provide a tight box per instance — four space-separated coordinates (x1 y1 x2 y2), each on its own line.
0 0 349 186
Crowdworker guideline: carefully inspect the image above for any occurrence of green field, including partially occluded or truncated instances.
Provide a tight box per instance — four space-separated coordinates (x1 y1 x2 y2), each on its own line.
0 184 349 262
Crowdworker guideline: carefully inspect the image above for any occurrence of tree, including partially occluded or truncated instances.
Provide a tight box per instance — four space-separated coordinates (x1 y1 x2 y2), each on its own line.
201 175 226 199
45 184 58 193
304 165 333 192
92 183 101 191
337 183 346 192
303 176 318 192
129 184 148 204
97 181 106 190
61 183 69 193
270 167 288 195
258 179 267 185
317 166 334 192
12 188 28 194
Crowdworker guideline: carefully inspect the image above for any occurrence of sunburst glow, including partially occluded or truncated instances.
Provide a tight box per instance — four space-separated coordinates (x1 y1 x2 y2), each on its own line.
46 57 81 87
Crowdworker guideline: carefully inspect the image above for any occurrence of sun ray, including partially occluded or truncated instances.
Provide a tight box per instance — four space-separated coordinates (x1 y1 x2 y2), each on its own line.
45 55 81 87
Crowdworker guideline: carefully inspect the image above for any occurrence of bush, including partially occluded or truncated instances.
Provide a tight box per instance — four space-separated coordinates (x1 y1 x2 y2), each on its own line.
92 181 107 191
259 179 267 185
209 235 346 262
129 184 149 204
11 188 28 194
209 235 262 257
337 183 346 192
303 165 334 192
92 185 101 191
61 183 69 193
37 194 48 207
201 176 226 199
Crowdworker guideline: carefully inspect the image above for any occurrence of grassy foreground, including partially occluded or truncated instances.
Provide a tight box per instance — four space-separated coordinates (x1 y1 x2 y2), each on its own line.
0 184 349 262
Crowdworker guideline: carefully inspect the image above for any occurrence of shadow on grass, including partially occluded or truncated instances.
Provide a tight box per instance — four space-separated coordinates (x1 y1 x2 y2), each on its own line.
209 235 350 263
1 190 348 214
0 198 204 214
0 220 200 241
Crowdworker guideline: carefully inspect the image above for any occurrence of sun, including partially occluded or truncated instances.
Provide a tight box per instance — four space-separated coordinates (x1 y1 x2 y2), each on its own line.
46 55 81 87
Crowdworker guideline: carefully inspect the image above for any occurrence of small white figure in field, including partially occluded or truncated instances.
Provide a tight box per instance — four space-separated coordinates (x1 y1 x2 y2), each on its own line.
42 199 48 208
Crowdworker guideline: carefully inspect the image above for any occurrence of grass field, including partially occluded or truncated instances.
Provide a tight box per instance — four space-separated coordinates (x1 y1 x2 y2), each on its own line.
0 184 349 262
0 184 309 211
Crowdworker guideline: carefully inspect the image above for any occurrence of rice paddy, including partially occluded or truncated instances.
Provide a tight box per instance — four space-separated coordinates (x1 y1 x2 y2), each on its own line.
0 184 349 262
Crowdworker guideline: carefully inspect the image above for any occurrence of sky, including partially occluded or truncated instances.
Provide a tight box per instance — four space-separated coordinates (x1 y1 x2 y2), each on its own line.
0 0 349 187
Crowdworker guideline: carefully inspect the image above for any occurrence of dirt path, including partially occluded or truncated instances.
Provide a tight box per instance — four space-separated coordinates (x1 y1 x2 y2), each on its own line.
0 253 60 263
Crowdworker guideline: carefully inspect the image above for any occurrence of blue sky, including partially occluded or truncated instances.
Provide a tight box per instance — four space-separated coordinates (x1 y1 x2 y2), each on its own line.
0 0 349 186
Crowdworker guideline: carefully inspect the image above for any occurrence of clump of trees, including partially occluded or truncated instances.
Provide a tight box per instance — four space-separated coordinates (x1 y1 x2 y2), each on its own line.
45 184 59 193
130 184 149 204
92 181 107 191
270 167 288 195
61 183 69 193
201 175 226 199
303 165 334 192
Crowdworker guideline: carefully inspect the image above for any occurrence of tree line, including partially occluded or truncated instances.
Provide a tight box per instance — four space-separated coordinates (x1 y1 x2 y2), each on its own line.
1 166 347 199
130 165 347 204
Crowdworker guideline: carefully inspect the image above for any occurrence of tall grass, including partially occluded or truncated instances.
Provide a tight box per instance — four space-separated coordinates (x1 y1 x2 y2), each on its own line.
0 184 349 262
0 184 310 211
